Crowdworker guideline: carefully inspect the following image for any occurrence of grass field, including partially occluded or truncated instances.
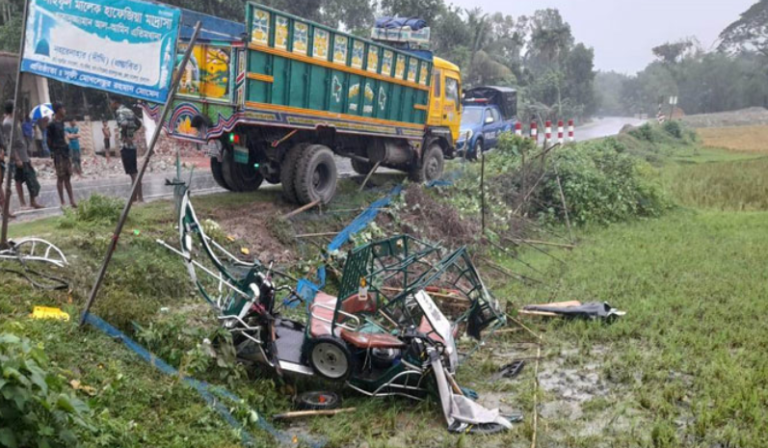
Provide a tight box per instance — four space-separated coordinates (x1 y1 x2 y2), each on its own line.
698 125 768 152
2 128 766 447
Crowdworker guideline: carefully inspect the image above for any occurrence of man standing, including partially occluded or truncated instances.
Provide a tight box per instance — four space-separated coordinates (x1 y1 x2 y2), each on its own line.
0 126 15 219
3 101 42 210
110 98 143 203
65 119 82 177
47 103 77 208
101 119 111 163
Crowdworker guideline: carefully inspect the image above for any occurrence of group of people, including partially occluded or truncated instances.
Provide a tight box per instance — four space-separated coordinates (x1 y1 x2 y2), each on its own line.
0 98 143 218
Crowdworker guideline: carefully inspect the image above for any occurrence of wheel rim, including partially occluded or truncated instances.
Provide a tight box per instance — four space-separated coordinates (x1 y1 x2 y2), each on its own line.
312 162 331 194
312 342 348 379
302 391 338 407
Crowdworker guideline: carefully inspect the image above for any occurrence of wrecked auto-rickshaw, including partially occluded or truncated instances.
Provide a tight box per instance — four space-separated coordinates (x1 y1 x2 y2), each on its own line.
159 192 516 433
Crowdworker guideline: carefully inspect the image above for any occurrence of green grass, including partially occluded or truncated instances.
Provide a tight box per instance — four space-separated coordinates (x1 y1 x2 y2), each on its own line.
4 133 768 447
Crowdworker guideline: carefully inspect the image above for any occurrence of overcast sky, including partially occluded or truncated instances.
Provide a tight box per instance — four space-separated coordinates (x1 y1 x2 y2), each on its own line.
447 0 755 74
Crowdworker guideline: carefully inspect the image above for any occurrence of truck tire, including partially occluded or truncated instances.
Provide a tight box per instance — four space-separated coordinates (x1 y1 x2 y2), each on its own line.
294 144 338 205
351 158 374 175
409 143 444 183
222 147 263 192
211 157 231 191
280 143 309 203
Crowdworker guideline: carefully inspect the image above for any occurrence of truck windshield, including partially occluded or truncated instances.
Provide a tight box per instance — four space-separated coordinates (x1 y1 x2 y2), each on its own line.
461 108 483 125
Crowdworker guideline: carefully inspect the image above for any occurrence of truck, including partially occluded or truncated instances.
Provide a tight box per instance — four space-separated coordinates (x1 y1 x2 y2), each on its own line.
152 5 463 205
456 86 518 159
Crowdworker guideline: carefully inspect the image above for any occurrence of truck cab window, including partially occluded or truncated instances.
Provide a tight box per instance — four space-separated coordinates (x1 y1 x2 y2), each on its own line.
445 77 459 104
491 109 501 123
484 109 495 123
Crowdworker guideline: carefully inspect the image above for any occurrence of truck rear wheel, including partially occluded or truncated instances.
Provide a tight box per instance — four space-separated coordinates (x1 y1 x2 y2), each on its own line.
280 143 309 203
222 147 263 192
211 157 231 191
295 144 338 205
351 158 374 175
409 144 444 183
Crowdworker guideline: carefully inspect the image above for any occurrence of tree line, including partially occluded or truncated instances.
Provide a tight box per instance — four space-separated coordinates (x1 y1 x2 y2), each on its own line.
596 0 768 117
0 0 598 122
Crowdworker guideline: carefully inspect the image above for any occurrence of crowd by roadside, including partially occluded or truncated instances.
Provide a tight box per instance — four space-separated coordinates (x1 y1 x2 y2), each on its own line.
0 99 148 219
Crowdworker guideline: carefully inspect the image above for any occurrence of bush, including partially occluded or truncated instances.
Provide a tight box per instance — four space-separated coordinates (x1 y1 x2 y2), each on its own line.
59 195 123 228
538 140 671 225
629 123 656 142
663 120 683 139
0 334 91 447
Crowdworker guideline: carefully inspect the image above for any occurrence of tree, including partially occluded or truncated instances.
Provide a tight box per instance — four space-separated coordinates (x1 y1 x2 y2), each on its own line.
652 39 695 64
718 0 768 56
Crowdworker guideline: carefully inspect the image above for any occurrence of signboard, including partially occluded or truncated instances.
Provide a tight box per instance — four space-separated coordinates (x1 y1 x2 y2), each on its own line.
21 0 180 103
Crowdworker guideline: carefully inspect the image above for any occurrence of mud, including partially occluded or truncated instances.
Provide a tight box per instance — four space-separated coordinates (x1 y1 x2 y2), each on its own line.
209 201 297 264
396 183 479 247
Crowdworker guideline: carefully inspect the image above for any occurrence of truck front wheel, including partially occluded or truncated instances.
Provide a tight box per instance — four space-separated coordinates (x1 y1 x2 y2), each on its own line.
221 148 263 192
410 144 444 183
294 144 338 205
211 156 231 191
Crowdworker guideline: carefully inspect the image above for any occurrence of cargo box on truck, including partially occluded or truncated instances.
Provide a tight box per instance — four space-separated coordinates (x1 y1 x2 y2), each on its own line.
149 3 464 204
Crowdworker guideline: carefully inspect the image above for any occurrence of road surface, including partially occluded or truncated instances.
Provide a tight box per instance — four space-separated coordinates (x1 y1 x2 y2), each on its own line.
6 116 644 223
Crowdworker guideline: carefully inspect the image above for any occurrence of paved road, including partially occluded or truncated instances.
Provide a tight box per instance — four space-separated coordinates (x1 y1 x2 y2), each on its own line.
6 116 643 223
575 116 646 142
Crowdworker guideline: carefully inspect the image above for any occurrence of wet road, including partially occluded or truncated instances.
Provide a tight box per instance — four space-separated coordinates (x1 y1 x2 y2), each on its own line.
7 116 643 223
575 116 646 142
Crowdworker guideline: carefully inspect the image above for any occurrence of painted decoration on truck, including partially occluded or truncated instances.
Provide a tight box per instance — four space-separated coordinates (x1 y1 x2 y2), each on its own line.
407 59 418 82
333 35 348 64
419 64 429 85
378 85 387 112
332 75 342 103
351 40 364 69
381 50 393 76
275 16 289 50
313 29 329 60
367 45 379 73
293 22 308 55
395 54 406 79
178 44 231 100
348 83 360 112
251 9 270 46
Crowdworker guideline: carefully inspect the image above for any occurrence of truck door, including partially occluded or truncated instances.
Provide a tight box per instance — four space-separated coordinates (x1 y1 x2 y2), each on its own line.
443 73 461 143
427 69 443 126
484 108 503 148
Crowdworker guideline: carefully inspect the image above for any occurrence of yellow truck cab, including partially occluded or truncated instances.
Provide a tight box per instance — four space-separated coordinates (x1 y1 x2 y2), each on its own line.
428 57 462 145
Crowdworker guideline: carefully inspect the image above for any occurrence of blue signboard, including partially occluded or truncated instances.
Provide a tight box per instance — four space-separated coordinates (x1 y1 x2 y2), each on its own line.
21 0 181 103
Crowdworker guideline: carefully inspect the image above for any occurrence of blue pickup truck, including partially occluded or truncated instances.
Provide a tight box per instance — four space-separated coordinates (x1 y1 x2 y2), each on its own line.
457 86 518 159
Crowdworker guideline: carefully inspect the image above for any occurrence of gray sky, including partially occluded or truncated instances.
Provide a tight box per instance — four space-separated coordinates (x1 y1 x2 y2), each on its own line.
447 0 755 74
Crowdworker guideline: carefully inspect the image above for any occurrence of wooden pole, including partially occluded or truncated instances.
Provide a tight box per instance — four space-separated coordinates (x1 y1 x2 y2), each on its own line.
0 0 31 249
480 142 486 234
273 408 357 420
553 163 574 244
358 160 381 192
282 199 320 219
79 22 203 327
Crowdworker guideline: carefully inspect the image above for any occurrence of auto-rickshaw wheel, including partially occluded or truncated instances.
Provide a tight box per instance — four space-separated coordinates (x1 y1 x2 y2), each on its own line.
308 336 353 381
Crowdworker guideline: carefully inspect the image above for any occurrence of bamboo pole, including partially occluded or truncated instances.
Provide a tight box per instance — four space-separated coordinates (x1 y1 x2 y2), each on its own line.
0 0 30 248
79 22 203 327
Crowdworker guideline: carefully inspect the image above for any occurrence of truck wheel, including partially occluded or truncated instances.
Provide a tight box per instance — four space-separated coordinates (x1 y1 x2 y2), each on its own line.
280 143 309 203
410 144 444 183
222 147 263 192
295 144 338 205
211 157 231 191
351 158 374 175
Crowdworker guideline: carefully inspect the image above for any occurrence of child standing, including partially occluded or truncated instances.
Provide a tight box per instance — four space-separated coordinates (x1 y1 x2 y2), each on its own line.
65 119 82 177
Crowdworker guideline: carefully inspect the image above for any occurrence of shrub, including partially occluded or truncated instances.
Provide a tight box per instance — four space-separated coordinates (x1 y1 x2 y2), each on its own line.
538 140 671 225
629 123 656 142
663 120 683 139
58 195 123 228
0 334 91 447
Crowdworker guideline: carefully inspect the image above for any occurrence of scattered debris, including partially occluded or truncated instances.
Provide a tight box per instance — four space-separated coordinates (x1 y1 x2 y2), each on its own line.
0 238 69 290
520 301 626 321
30 306 70 321
159 192 511 434
273 408 357 420
296 391 341 411
283 199 321 220
69 379 97 396
492 360 525 381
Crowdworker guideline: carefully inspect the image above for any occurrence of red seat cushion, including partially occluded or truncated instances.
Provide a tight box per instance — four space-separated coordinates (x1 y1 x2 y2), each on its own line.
310 292 338 338
340 330 406 349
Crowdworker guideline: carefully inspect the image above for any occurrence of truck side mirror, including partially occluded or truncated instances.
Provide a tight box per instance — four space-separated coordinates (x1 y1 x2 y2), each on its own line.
485 116 494 124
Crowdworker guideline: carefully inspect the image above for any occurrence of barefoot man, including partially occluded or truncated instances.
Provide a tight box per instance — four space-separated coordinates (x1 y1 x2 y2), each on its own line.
46 103 77 208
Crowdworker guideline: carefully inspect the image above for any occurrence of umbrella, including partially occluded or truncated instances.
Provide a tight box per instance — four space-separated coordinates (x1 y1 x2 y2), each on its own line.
30 103 54 122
